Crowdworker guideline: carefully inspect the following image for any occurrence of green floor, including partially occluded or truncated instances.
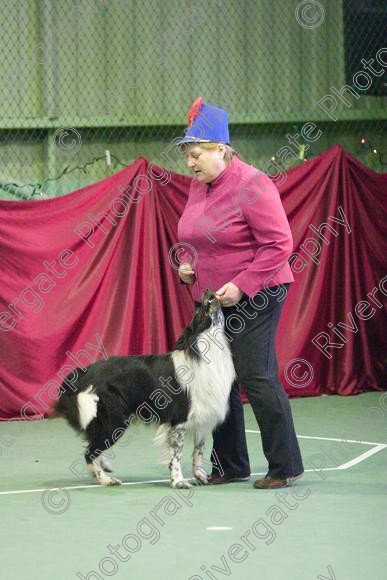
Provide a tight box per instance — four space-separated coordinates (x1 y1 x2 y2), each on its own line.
1 392 386 580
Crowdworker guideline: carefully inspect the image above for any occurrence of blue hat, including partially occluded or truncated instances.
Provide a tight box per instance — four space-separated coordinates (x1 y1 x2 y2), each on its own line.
176 97 230 145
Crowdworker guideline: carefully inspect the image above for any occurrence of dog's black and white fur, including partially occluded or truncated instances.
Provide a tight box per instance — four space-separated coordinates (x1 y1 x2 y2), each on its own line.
54 290 236 489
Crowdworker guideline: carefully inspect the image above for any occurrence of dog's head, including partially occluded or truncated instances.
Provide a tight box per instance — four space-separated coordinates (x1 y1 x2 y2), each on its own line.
174 289 224 353
196 288 224 327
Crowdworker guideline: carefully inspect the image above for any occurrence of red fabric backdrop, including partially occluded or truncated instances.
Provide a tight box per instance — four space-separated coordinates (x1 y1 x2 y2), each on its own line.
0 146 386 420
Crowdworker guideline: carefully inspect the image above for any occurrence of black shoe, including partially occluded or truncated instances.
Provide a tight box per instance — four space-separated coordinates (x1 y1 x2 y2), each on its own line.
208 473 251 485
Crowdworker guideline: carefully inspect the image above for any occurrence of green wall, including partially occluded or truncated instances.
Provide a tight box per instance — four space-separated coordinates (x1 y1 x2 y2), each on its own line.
0 0 385 199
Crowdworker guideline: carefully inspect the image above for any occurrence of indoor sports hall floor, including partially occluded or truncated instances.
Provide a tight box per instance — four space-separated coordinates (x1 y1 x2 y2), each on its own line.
1 392 386 580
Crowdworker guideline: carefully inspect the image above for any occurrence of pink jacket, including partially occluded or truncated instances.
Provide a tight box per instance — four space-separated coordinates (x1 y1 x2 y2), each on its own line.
177 155 294 302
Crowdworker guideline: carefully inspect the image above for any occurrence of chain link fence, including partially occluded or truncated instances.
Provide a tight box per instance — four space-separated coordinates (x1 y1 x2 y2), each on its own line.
0 0 385 200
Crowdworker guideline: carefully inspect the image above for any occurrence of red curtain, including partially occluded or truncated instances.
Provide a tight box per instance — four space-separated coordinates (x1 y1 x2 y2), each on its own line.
0 146 385 420
275 145 386 398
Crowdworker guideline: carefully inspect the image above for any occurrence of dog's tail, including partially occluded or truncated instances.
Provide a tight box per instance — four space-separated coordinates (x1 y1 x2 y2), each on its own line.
76 385 99 430
53 368 98 432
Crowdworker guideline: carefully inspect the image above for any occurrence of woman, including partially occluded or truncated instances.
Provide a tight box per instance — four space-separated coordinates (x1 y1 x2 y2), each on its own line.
176 98 304 489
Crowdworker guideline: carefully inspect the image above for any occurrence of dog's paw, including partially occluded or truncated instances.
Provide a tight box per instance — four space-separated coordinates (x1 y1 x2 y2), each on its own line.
194 468 209 485
171 479 192 489
98 474 122 486
106 477 122 486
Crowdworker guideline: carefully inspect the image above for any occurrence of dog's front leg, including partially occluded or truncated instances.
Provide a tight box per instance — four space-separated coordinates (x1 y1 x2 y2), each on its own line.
168 424 191 489
85 446 121 486
192 437 208 485
86 457 122 486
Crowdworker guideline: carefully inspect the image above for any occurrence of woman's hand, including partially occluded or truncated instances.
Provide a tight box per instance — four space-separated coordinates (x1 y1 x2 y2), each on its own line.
178 262 196 284
215 282 243 307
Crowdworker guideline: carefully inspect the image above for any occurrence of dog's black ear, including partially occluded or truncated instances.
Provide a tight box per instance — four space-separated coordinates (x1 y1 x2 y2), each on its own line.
174 305 201 350
174 324 193 350
174 304 211 353
174 332 187 350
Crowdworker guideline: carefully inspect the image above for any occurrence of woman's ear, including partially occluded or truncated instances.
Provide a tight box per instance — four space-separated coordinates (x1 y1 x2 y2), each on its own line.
218 144 226 159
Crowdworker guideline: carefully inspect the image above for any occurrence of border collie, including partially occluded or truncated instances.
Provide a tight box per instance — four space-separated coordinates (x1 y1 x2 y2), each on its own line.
54 290 236 489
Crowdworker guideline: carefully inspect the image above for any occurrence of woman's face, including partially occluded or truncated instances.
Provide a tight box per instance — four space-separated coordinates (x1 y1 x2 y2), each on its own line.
184 144 227 183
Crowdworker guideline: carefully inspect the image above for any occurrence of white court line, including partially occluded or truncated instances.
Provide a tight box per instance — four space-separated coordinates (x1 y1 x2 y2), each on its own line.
245 430 387 447
0 461 384 498
336 444 387 469
1 434 386 498
0 469 330 497
247 429 387 471
0 477 173 496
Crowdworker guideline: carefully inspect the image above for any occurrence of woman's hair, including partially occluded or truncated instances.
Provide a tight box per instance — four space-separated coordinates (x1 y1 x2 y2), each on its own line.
200 142 237 163
180 142 237 163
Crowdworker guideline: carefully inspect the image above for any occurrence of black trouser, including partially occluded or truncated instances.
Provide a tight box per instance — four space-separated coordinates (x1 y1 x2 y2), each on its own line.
196 284 303 479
